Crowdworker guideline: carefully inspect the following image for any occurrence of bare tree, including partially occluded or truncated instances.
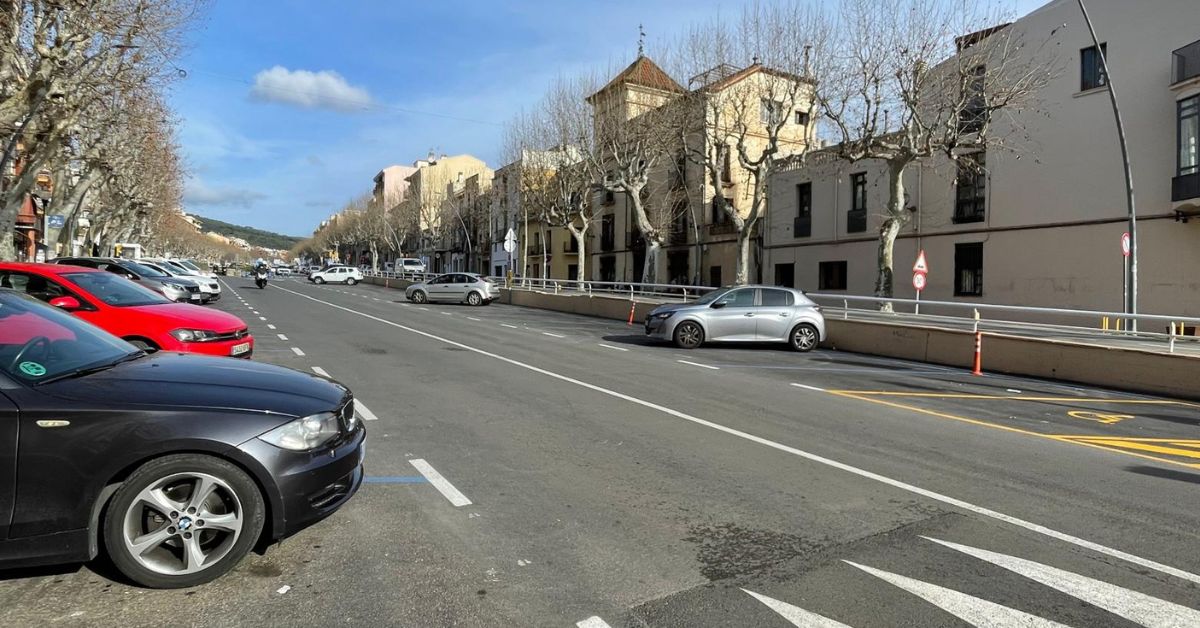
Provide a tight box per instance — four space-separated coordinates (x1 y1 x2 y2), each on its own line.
815 0 1058 306
668 1 826 285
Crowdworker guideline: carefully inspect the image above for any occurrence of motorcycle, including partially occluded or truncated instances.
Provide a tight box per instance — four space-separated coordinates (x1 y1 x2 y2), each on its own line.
254 269 268 289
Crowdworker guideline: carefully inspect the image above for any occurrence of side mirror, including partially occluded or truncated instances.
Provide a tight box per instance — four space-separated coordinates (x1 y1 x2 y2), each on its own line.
710 301 727 309
49 296 82 311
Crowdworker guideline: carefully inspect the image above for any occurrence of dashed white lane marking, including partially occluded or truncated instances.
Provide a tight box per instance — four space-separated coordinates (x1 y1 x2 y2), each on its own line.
252 311 259 315
467 316 481 321
408 459 472 507
399 303 411 307
501 323 519 329
926 537 1200 626
845 561 1066 627
373 298 381 301
542 332 566 338
576 617 613 628
277 334 288 340
259 316 267 321
418 307 430 311
267 324 276 330
354 399 380 422
311 366 330 377
598 343 629 352
269 283 1200 587
441 311 453 316
291 347 305 356
677 359 719 370
791 383 826 392
742 589 851 627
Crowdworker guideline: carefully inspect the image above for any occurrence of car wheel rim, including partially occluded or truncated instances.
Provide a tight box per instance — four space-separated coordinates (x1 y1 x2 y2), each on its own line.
795 327 816 350
680 324 701 348
468 293 480 305
122 472 243 576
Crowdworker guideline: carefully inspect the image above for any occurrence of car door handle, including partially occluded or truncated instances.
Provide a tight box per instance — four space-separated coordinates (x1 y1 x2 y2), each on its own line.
779 312 789 317
743 313 754 317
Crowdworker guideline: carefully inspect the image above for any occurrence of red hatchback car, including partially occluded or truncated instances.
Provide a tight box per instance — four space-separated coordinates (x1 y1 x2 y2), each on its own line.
0 263 253 358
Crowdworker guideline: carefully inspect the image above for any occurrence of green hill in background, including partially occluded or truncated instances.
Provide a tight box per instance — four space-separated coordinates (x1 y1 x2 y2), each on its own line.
193 215 303 251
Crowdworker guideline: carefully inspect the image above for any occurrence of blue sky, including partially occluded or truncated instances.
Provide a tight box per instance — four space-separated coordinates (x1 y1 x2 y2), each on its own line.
172 0 1046 237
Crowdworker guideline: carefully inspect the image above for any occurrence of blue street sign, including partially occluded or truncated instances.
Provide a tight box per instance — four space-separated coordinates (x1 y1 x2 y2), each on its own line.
47 215 65 229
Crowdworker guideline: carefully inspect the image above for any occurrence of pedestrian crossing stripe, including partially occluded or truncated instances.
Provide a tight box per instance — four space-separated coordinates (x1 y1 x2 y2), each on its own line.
1053 436 1200 462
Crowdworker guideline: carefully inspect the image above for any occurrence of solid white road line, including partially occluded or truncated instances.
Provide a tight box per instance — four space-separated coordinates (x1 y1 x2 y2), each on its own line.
267 282 1200 587
925 537 1200 626
408 459 472 507
501 323 519 329
576 617 613 628
542 332 565 338
742 589 852 628
311 366 331 377
844 561 1067 627
277 334 288 340
267 324 276 330
291 347 305 356
354 399 380 422
677 359 719 370
597 343 630 352
791 383 826 392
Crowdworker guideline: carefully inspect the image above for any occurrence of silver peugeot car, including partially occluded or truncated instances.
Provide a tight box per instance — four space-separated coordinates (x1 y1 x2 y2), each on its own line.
405 272 501 306
644 285 825 351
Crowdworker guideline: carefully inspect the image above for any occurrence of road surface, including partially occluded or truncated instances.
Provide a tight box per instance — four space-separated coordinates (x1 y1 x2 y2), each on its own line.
2 276 1198 627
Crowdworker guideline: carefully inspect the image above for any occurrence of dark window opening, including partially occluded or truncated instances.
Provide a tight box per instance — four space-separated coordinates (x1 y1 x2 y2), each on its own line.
819 261 847 291
954 153 987 223
599 256 616 282
848 173 867 233
954 243 984 297
795 110 810 126
709 265 722 287
774 263 795 288
1081 43 1108 91
794 182 812 237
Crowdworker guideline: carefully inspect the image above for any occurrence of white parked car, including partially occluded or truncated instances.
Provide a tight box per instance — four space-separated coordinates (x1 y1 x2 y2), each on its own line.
309 266 363 285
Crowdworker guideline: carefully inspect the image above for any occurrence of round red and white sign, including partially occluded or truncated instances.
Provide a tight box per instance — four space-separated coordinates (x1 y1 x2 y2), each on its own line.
912 272 927 291
1121 232 1130 257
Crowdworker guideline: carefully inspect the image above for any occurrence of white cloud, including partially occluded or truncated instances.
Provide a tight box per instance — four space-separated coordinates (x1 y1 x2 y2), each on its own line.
250 66 373 112
184 179 267 208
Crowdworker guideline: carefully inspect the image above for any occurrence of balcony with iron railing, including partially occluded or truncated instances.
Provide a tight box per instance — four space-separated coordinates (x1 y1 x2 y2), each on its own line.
1172 39 1200 86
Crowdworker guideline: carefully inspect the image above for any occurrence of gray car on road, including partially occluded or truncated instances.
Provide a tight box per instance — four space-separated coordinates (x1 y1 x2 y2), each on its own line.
405 273 500 306
644 285 825 351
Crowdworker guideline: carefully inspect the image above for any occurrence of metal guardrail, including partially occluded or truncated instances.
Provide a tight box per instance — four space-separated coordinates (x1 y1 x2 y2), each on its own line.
805 293 1200 354
361 269 719 302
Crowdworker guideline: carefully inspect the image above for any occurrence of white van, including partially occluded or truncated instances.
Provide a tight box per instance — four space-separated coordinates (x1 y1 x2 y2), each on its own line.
396 258 426 274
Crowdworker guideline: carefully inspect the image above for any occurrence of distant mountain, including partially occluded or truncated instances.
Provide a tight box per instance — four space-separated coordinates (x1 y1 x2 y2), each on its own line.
192 215 303 251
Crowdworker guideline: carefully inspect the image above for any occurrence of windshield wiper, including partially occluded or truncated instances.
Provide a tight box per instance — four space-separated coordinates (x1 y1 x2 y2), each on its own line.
35 351 145 385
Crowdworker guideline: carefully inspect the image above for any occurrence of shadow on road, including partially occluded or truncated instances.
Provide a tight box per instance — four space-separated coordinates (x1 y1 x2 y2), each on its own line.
1124 465 1200 485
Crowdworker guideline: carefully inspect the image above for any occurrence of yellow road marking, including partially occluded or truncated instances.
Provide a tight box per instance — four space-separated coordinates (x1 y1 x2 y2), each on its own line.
1067 411 1133 425
828 391 1200 471
1054 437 1200 461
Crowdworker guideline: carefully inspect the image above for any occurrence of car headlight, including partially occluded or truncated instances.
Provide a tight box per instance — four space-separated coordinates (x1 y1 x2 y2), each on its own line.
170 328 219 342
654 311 675 319
162 284 185 295
258 412 340 451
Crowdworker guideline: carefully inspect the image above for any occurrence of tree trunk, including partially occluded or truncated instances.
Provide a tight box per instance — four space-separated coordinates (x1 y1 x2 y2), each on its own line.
874 161 911 312
369 241 379 272
642 239 661 284
734 227 753 286
568 222 589 282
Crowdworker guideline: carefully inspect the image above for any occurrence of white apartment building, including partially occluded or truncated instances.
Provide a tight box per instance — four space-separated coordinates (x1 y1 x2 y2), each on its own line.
764 0 1200 316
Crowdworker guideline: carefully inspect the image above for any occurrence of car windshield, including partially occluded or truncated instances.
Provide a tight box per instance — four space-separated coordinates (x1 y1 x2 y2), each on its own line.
63 272 171 307
692 288 731 305
140 262 174 276
177 260 202 271
0 290 140 385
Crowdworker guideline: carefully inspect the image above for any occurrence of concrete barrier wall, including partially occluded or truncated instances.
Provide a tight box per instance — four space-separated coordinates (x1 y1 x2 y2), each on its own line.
355 278 1199 400
823 319 1200 401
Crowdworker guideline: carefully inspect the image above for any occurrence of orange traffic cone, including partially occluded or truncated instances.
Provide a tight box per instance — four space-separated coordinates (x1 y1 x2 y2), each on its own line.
972 331 983 376
627 301 637 326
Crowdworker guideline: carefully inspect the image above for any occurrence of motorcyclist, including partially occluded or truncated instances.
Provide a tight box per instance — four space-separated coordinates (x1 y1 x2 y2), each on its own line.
253 259 269 288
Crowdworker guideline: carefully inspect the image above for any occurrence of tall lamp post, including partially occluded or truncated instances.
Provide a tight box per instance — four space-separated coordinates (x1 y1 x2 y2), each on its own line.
1077 0 1138 329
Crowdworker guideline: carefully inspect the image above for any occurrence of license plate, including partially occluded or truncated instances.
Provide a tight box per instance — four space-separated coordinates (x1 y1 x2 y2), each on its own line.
231 342 251 356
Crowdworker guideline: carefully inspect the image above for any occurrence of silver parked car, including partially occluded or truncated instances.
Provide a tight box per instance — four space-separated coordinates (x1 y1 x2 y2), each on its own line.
406 273 500 306
644 285 825 352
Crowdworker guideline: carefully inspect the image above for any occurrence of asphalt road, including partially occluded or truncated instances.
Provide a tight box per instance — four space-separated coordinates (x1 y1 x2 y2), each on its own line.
2 276 1199 627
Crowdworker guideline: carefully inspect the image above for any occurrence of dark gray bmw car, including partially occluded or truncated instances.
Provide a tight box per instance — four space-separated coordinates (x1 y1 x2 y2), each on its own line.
0 290 364 588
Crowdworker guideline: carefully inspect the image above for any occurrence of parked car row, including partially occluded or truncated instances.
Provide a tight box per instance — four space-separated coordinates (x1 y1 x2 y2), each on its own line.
0 261 365 589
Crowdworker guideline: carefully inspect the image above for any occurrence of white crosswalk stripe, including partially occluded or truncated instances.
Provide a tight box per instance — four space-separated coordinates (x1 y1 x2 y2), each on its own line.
843 561 1068 627
742 589 852 627
925 537 1200 628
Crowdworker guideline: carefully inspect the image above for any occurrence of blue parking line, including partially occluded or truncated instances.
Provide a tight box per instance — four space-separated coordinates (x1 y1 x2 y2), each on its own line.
364 476 428 484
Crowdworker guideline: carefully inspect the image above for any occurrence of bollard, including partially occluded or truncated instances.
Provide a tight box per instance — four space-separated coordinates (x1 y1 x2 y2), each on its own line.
627 301 637 326
1170 322 1177 354
972 331 983 376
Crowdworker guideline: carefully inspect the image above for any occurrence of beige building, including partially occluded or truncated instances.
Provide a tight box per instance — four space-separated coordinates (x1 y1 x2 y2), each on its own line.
402 154 491 271
488 150 584 280
764 0 1200 316
373 165 418 209
587 55 815 285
